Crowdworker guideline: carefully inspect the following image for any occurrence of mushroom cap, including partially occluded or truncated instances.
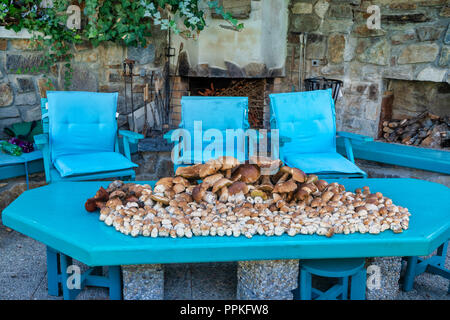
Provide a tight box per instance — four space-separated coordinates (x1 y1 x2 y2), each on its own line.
273 179 297 193
109 190 126 199
305 174 319 184
217 156 240 170
173 176 190 187
280 166 307 183
202 173 224 186
155 177 174 189
198 163 221 178
85 198 97 212
212 178 233 193
94 187 109 202
150 194 170 205
175 164 201 178
192 184 207 203
173 183 186 194
250 156 282 174
228 181 249 195
106 197 122 208
232 164 261 184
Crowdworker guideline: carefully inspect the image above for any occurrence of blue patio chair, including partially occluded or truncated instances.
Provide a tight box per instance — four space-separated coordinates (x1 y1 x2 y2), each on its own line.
34 91 144 183
164 96 250 172
269 89 372 179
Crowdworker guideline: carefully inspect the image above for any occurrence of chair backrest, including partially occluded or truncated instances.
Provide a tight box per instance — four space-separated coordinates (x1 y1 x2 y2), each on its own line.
269 89 336 154
180 96 250 131
178 96 250 163
46 91 118 162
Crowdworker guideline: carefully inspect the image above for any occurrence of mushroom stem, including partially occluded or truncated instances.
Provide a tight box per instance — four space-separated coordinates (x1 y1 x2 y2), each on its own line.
277 172 290 184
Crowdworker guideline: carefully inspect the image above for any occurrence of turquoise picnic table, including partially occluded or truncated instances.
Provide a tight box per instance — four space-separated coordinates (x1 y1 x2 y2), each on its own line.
2 178 449 299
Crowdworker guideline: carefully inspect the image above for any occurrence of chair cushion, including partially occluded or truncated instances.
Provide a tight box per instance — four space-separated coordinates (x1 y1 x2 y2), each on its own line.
181 96 249 131
284 152 365 175
47 91 118 163
269 89 336 154
54 152 137 177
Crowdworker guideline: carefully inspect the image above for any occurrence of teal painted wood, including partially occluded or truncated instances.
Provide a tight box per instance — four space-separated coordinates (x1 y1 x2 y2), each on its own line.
37 97 143 183
402 241 449 292
48 247 122 300
336 139 450 175
3 179 449 266
296 258 366 300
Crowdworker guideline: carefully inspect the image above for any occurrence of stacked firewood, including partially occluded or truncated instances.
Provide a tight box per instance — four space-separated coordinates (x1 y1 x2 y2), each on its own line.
85 156 411 239
380 112 450 149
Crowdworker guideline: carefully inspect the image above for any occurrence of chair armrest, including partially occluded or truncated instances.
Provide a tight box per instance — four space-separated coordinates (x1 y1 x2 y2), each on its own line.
163 130 176 141
119 130 144 143
34 134 48 148
337 131 373 142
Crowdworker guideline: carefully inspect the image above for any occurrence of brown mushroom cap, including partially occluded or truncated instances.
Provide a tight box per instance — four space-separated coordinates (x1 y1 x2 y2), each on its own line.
192 184 207 203
150 194 170 205
258 175 274 192
212 178 233 193
175 164 201 178
173 176 190 187
232 164 260 184
250 156 282 175
279 166 307 183
94 187 109 202
217 156 240 170
228 181 249 195
85 198 97 212
305 174 319 184
173 184 186 194
109 190 126 199
198 163 221 178
155 177 174 189
273 179 297 193
202 173 224 186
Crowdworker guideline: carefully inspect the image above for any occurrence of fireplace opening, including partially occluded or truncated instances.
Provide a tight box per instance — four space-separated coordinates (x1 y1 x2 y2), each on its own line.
187 77 270 129
379 80 450 150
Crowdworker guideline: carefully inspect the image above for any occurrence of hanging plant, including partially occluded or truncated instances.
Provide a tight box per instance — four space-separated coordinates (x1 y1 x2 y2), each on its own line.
0 0 244 89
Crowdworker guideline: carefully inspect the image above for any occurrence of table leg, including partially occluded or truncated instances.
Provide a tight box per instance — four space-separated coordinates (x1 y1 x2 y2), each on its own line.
108 266 123 300
350 269 366 300
402 256 418 292
237 260 299 300
46 246 61 296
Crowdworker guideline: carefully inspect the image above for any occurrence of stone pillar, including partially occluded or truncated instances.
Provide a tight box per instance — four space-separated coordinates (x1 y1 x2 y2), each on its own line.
237 260 299 300
365 257 402 300
121 264 164 300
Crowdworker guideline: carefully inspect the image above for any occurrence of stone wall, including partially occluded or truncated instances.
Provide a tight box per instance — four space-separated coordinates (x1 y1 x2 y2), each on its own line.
0 32 166 138
282 0 450 137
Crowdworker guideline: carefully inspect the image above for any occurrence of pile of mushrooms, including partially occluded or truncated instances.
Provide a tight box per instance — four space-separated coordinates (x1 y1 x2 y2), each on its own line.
85 156 410 238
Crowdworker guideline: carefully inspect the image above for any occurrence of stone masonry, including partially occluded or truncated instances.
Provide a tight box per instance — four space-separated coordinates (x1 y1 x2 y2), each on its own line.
282 0 450 137
0 32 166 138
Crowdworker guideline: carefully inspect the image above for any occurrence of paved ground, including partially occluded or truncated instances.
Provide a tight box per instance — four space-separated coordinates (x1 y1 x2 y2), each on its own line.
0 222 448 300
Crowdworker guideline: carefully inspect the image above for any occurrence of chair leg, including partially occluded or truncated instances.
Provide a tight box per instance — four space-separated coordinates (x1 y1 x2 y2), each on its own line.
46 246 61 296
340 276 349 300
299 269 312 300
435 242 448 267
108 266 122 300
350 269 366 300
402 256 418 292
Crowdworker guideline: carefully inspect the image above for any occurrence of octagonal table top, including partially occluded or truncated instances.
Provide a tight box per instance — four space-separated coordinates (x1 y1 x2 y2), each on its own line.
2 178 449 266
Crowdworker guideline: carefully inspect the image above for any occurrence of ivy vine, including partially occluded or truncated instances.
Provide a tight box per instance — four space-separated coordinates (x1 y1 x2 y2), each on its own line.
0 0 244 89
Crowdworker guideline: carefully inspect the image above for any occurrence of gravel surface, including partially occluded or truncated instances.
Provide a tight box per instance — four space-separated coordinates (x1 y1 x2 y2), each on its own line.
0 223 448 300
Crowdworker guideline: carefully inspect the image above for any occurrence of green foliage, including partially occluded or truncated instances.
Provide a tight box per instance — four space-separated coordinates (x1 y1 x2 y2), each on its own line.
0 0 243 89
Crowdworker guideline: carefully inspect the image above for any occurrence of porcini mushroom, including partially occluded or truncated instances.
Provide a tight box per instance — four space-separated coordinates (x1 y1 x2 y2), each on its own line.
217 156 240 178
231 164 260 184
228 181 249 196
175 164 201 179
212 178 233 193
273 179 297 194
